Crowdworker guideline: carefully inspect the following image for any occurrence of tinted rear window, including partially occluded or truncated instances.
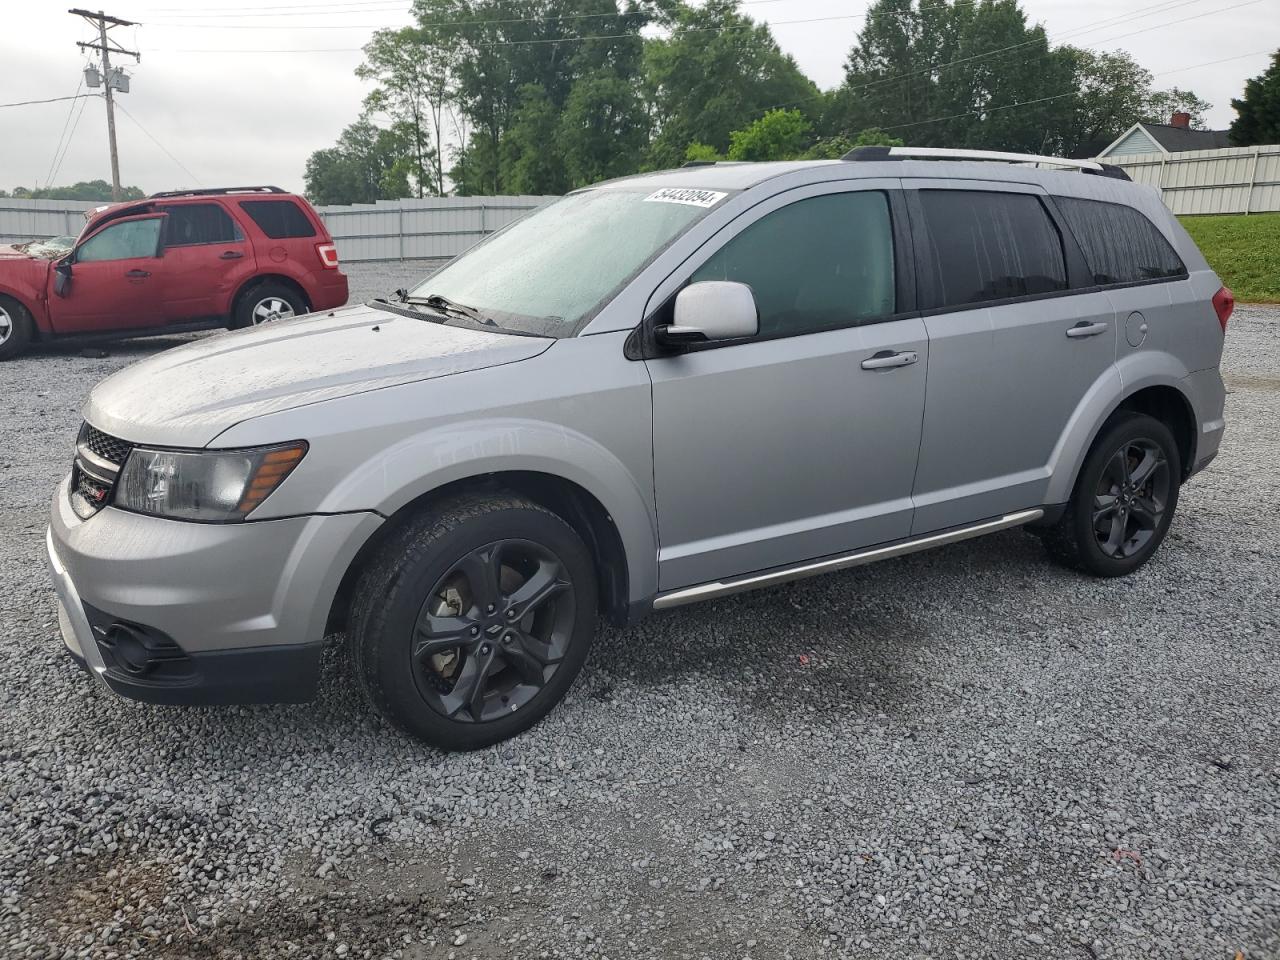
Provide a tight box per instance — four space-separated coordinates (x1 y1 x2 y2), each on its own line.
916 190 1068 309
238 199 317 239
163 202 241 245
1056 197 1186 285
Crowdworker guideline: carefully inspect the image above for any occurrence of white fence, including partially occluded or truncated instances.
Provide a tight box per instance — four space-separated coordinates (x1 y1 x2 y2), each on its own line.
1108 144 1280 216
316 195 553 261
0 194 555 261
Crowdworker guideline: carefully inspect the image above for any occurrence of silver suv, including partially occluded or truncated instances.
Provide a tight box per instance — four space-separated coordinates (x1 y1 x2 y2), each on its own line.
47 147 1231 749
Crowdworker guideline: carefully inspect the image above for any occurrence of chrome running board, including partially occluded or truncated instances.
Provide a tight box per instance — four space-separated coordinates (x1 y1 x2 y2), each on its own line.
651 508 1044 610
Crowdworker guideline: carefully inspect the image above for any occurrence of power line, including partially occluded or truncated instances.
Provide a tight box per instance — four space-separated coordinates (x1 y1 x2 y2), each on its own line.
759 0 1247 114
47 95 93 189
43 79 86 189
875 48 1273 134
0 94 101 109
111 100 203 186
144 0 796 23
150 0 1230 53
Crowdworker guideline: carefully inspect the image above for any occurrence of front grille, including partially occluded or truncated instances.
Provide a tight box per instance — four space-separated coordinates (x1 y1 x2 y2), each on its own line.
80 423 134 466
71 422 133 519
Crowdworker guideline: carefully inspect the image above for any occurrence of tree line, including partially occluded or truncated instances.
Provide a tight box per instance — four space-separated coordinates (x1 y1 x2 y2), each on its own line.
305 0 1219 203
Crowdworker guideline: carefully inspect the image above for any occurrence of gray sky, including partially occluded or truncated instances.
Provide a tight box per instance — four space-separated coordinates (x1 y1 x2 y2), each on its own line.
2 0 1276 195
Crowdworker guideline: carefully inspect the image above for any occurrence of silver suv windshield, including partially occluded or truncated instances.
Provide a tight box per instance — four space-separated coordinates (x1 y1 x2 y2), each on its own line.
406 187 719 336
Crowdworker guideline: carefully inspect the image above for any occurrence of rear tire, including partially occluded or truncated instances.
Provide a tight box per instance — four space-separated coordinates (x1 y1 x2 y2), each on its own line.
231 281 306 329
348 492 597 750
1041 412 1181 577
0 295 34 360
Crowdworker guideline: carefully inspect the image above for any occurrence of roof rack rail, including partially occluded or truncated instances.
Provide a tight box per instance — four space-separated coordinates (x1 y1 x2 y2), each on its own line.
148 185 288 199
841 146 1130 180
682 160 718 167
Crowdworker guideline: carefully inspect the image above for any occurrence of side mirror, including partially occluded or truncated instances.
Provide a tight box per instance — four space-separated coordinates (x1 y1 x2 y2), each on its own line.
656 281 758 348
53 259 73 298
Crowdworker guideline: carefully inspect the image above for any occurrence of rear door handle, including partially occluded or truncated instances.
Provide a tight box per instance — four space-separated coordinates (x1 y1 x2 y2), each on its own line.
219 250 244 260
1066 321 1109 338
861 350 919 370
124 269 150 279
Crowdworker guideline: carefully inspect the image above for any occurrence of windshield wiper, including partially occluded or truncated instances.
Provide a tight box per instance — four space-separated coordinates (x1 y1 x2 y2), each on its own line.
401 291 496 326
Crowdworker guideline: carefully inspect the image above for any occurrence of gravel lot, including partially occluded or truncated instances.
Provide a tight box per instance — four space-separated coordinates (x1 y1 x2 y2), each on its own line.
0 266 1277 959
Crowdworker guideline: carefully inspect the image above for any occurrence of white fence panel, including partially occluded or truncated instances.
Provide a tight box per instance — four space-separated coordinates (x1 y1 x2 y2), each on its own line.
315 195 555 262
1108 145 1280 216
0 195 556 261
0 199 98 244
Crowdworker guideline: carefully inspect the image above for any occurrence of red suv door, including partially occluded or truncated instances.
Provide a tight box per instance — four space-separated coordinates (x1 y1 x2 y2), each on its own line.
156 201 257 322
48 213 166 334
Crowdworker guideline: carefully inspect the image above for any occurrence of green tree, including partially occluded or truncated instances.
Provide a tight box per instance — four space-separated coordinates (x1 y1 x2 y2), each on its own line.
645 0 818 168
560 66 649 186
358 26 457 196
829 0 1211 156
1142 88 1212 129
8 180 143 201
1230 51 1280 146
727 109 811 161
304 120 409 205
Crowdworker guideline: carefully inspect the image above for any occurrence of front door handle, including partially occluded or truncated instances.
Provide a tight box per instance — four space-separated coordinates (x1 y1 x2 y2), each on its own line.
219 250 244 260
861 350 919 370
1066 320 1109 338
124 269 150 279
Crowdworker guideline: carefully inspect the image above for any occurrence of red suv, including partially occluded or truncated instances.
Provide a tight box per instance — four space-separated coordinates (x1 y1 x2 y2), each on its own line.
0 186 348 360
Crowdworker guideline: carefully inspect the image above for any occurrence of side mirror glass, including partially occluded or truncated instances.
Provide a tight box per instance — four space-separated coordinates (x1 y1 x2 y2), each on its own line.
53 259 73 298
657 281 759 348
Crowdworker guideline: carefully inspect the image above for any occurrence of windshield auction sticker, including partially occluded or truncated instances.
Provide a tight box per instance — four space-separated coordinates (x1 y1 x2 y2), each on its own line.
643 188 728 208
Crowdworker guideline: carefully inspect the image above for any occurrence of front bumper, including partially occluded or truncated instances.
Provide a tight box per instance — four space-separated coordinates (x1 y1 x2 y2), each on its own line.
47 476 381 704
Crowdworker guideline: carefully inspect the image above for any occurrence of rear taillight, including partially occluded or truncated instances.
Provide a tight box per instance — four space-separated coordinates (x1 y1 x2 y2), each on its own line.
316 242 339 270
1212 285 1234 334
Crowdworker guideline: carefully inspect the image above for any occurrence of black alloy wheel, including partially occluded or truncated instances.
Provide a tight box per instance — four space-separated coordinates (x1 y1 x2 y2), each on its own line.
1040 411 1181 577
411 539 575 722
1091 437 1171 560
349 492 597 750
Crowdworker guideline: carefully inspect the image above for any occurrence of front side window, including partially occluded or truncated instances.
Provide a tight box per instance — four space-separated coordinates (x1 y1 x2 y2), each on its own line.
691 191 896 337
408 188 716 336
1055 197 1185 285
164 203 241 246
239 200 317 239
76 218 162 262
916 190 1068 309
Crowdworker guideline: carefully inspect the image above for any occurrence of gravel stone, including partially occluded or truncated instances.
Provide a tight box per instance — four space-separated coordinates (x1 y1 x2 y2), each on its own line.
0 272 1276 959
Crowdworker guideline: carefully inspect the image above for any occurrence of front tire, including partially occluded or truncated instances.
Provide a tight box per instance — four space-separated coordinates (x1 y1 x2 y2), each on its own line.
349 492 597 750
1041 412 1181 577
0 295 34 360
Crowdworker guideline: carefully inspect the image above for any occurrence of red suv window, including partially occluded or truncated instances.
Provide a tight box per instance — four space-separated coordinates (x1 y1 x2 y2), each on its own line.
164 203 242 246
238 200 316 239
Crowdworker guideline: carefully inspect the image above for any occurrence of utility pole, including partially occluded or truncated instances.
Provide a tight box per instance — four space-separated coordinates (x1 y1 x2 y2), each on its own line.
70 9 139 202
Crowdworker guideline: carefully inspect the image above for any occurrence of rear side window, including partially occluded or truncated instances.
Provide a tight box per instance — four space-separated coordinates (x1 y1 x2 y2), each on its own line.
1055 197 1186 285
690 191 896 337
163 203 241 246
916 190 1068 309
238 200 317 239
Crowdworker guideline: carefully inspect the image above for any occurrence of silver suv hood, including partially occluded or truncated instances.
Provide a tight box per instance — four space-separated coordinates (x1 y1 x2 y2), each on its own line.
83 303 554 447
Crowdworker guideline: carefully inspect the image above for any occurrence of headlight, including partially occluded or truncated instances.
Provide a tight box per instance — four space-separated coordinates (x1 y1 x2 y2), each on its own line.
114 442 307 522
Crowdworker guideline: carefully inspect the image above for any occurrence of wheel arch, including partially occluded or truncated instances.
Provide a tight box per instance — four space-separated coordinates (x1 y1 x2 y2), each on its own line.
1113 384 1196 479
0 286 46 340
326 470 634 637
231 273 312 319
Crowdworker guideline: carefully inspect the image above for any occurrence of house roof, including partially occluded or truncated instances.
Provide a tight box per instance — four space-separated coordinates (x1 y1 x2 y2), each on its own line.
1140 123 1231 152
1098 122 1231 157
